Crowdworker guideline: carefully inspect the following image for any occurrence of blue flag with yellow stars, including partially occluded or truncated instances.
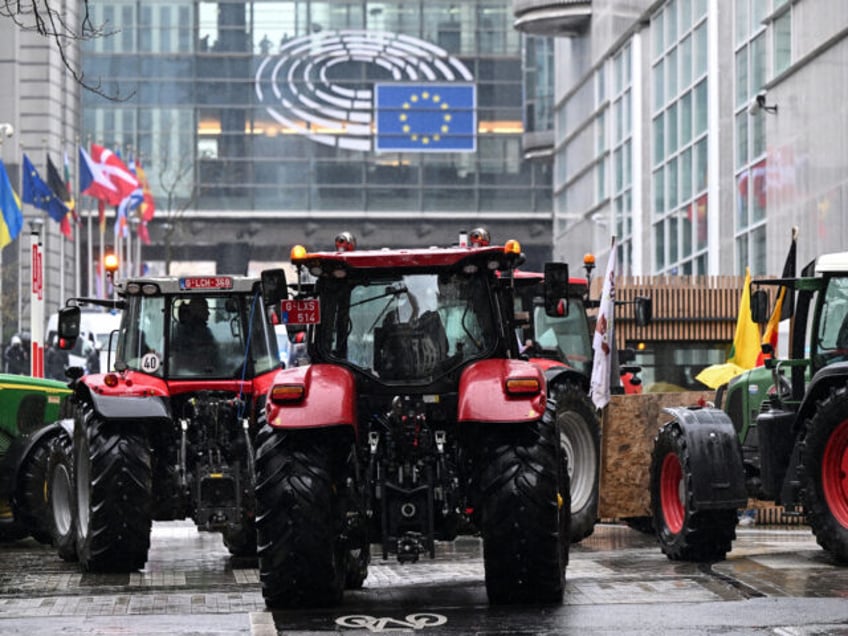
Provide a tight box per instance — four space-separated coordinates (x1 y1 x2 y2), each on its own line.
375 84 476 152
22 153 69 223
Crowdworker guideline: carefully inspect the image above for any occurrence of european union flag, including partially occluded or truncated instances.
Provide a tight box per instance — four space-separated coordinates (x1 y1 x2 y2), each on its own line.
375 84 476 153
22 153 69 223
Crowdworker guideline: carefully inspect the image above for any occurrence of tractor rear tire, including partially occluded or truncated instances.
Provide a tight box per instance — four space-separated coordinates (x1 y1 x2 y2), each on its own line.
75 407 152 572
800 386 848 563
476 418 566 605
552 382 599 543
46 431 77 561
650 422 737 562
255 426 346 608
15 433 56 544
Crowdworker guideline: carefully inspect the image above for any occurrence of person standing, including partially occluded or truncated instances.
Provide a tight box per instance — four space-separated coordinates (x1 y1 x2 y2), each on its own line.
4 335 27 374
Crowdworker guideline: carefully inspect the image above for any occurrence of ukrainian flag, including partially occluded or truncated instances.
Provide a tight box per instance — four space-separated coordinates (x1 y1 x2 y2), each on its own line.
375 84 476 153
0 159 23 249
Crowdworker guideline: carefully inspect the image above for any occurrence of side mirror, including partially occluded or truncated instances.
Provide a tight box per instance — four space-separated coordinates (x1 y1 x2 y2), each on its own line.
261 269 288 311
635 296 652 327
57 306 81 350
543 262 569 317
750 289 769 324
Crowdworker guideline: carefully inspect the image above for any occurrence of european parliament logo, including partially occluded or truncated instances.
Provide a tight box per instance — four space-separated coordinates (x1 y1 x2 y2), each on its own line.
375 84 476 153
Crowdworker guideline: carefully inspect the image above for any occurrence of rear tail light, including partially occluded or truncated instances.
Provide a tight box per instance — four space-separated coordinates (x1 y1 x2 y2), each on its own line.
504 377 541 396
270 383 305 404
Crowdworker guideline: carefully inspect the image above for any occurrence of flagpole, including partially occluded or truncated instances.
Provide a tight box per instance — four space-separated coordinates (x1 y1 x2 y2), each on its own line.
99 213 105 298
87 198 93 296
73 144 81 298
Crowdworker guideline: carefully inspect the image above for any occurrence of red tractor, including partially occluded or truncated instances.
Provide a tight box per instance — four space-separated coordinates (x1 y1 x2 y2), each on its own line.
511 261 650 543
47 274 282 570
254 232 571 608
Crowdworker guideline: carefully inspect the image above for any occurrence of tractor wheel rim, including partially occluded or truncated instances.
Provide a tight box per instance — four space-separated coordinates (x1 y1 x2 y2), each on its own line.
822 417 848 528
51 464 73 537
660 452 684 534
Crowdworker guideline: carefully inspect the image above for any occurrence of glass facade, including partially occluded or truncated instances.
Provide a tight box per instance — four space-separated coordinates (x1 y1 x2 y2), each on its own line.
82 1 551 224
611 44 632 272
651 0 709 276
733 0 790 276
523 35 554 136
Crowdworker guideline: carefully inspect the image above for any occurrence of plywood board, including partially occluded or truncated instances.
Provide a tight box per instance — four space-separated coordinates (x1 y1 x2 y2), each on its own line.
597 391 714 519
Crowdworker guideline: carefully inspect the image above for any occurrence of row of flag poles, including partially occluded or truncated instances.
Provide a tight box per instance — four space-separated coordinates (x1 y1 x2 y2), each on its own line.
0 143 156 286
0 145 156 376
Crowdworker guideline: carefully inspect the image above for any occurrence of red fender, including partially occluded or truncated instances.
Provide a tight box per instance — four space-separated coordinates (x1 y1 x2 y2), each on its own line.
265 364 357 433
457 359 546 423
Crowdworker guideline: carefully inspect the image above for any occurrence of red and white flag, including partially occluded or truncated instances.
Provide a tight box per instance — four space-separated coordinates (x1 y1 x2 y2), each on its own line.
590 238 616 409
79 144 139 206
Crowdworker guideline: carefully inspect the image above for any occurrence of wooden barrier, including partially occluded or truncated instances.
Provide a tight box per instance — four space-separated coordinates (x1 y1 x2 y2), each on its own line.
596 391 807 526
597 391 714 519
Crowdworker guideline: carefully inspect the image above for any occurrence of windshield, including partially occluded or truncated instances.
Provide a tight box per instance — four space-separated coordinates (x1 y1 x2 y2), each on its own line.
319 271 497 382
816 276 848 365
532 298 593 375
117 292 279 379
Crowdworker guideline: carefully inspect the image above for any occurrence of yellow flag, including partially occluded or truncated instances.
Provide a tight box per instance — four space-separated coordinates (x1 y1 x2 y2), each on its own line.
727 267 760 369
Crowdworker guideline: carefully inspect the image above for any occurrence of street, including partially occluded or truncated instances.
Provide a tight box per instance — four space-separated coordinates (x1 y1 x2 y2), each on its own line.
1 521 847 635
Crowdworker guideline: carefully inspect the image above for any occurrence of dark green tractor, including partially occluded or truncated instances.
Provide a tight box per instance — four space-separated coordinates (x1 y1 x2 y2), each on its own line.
0 373 71 542
650 251 848 563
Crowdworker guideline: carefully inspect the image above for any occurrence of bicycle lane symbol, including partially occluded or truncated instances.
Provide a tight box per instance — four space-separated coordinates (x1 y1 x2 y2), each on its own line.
335 613 448 632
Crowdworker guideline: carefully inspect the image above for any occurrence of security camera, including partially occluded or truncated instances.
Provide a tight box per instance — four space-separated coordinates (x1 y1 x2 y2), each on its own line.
748 91 776 115
747 93 766 115
0 123 13 138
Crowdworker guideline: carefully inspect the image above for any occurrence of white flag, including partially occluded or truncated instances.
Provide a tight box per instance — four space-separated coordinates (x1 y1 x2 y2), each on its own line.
590 241 616 409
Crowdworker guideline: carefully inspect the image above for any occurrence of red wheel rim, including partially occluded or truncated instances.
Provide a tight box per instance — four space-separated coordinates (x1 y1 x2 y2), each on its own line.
822 418 848 528
660 452 684 534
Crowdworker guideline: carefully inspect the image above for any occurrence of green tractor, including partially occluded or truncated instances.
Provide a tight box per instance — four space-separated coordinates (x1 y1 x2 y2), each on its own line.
650 251 848 563
0 373 71 542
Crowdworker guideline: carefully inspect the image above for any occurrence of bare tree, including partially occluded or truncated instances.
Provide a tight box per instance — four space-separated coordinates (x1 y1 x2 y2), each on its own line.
1 1 128 99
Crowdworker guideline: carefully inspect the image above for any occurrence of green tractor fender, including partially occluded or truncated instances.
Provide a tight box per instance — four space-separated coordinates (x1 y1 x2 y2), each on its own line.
660 406 749 510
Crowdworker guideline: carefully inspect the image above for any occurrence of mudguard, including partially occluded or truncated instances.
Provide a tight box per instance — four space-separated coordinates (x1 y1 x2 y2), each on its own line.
85 390 171 424
662 406 748 510
457 359 546 423
265 364 357 432
544 366 590 394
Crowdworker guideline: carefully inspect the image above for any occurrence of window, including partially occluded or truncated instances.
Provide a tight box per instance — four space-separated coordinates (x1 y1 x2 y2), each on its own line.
733 0 787 275
651 1 709 274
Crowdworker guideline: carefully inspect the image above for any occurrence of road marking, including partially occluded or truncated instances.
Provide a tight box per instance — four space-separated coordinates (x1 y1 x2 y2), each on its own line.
335 613 448 632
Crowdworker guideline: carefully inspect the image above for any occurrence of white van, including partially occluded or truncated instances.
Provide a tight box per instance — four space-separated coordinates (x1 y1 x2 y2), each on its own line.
46 309 122 374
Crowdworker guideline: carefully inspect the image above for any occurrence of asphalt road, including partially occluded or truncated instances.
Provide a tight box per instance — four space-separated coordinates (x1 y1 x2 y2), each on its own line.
1 521 847 635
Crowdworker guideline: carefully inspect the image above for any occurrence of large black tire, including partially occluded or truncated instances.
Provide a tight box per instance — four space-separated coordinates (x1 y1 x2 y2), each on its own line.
45 432 77 561
475 416 567 605
75 406 152 572
800 386 848 563
14 433 56 544
551 382 600 543
650 422 737 562
255 426 346 608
